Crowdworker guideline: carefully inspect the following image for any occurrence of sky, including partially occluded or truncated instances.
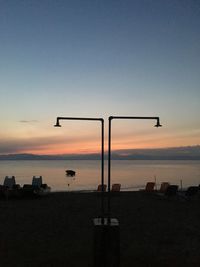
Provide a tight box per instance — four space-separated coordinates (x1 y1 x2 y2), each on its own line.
0 0 200 155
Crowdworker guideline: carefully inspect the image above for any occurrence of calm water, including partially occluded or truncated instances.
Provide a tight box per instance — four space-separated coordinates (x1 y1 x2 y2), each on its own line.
0 160 199 191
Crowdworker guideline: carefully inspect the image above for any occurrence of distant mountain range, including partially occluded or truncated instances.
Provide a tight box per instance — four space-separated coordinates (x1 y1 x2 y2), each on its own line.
0 145 200 160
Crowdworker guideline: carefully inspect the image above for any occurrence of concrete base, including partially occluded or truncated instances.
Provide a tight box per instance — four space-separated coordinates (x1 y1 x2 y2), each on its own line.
93 218 120 267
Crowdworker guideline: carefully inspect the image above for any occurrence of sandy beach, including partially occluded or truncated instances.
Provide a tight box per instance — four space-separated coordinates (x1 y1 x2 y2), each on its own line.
0 191 199 267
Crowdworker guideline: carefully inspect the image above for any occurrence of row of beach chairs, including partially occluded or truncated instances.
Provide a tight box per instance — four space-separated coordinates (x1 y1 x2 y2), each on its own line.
143 181 200 199
0 176 51 199
97 183 121 192
97 182 200 199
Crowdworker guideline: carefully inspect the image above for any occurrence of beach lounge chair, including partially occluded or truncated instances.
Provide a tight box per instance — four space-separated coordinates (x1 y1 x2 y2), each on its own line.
4 176 16 188
185 186 199 198
22 184 36 197
22 176 51 197
2 176 21 199
179 186 199 201
157 184 178 198
145 182 155 192
164 185 178 197
97 184 107 192
32 176 42 188
159 182 170 193
139 182 155 193
111 183 121 192
32 176 51 196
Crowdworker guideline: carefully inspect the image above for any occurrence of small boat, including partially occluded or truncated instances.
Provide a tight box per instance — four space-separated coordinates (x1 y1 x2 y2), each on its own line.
66 170 76 177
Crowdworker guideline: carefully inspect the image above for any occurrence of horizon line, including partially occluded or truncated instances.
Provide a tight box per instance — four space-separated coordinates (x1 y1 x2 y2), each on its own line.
0 144 200 156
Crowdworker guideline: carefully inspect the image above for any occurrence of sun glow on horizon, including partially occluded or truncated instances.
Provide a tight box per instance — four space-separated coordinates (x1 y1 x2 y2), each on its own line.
2 132 198 156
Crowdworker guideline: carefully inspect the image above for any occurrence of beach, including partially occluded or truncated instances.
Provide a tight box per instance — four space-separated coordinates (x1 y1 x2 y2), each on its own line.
0 191 200 267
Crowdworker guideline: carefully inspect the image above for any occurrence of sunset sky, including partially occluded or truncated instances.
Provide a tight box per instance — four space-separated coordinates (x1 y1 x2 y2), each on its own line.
0 0 199 155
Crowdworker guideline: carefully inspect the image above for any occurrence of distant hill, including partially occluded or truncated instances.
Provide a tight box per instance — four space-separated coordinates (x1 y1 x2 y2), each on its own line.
112 145 200 160
0 145 200 160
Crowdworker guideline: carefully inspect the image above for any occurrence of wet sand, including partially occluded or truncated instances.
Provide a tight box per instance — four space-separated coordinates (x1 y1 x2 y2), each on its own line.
0 191 200 267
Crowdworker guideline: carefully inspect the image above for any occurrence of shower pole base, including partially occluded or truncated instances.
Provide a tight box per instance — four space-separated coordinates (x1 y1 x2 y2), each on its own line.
93 217 120 267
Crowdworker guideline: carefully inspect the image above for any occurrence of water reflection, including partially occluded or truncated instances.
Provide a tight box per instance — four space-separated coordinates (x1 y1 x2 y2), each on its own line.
0 160 199 191
65 173 76 189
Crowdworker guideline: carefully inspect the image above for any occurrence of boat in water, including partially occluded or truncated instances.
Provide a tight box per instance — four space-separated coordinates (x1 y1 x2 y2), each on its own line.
66 170 76 177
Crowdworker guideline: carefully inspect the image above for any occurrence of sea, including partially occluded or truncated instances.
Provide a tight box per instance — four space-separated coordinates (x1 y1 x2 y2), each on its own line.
0 160 199 192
